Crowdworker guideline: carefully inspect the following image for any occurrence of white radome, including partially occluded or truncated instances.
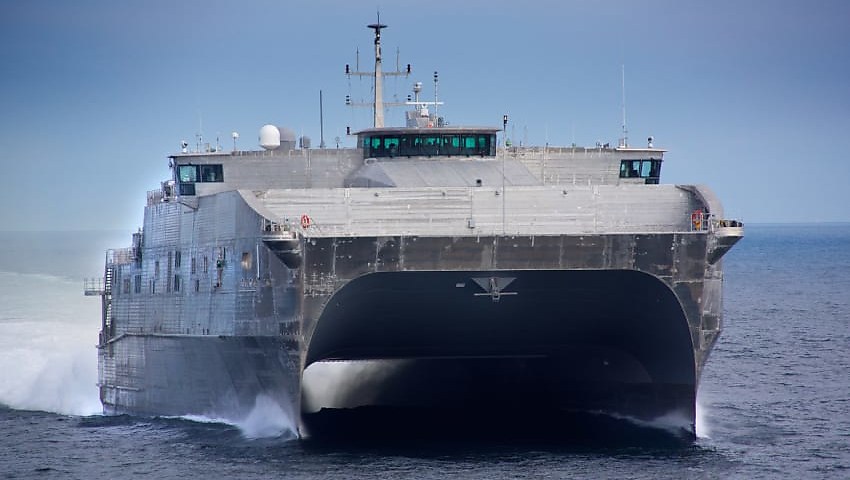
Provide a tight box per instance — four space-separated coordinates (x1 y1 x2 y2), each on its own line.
259 124 281 150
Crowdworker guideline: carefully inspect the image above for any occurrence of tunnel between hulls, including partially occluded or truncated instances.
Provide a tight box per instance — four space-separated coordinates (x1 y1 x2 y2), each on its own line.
301 269 697 435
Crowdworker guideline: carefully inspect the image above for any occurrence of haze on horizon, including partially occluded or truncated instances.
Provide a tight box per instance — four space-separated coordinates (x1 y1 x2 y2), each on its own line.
1 0 848 234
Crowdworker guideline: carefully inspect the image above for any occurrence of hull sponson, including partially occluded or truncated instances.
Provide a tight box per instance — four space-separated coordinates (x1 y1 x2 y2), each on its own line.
99 334 299 419
99 191 303 420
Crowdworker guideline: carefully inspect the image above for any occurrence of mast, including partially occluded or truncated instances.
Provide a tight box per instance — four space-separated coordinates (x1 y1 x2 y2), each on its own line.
319 90 326 148
621 64 628 148
368 22 387 128
344 20 410 129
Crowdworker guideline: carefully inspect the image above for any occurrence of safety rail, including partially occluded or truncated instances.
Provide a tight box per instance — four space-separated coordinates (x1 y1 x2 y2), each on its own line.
293 216 708 238
689 211 708 232
84 277 104 296
689 211 744 233
262 218 296 235
147 181 176 205
715 218 744 228
107 247 137 265
147 189 164 205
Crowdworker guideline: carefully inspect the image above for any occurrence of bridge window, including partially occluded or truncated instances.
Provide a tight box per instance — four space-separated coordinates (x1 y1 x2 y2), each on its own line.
199 165 224 182
362 133 495 158
176 164 224 196
442 135 460 155
179 183 195 195
619 159 662 184
178 165 197 182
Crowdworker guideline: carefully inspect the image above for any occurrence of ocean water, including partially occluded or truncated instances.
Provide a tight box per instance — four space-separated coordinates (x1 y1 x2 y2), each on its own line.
1 225 848 479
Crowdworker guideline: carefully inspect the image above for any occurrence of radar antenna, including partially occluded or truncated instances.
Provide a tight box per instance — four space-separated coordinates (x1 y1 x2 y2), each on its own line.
345 18 411 128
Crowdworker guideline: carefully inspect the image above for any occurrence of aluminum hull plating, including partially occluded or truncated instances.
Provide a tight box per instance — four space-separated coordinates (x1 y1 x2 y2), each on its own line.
96 205 731 438
99 335 298 418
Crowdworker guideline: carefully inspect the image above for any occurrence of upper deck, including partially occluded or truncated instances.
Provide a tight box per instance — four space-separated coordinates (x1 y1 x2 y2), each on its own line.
161 22 667 204
164 141 666 201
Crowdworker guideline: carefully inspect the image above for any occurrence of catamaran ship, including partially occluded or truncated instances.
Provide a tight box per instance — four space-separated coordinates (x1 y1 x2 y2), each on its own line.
86 21 743 439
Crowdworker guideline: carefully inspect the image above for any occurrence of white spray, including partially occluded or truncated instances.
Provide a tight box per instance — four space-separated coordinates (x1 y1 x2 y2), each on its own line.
695 399 711 439
0 271 102 416
180 394 298 440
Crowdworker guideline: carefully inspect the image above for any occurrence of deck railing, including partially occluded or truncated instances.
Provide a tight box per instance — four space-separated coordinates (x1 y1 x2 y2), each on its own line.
689 212 744 233
107 248 137 265
83 277 104 296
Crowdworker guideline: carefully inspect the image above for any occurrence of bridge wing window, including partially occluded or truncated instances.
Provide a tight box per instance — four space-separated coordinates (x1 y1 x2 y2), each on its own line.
619 159 662 184
199 164 223 182
178 165 198 182
176 164 224 195
640 160 653 177
178 164 223 183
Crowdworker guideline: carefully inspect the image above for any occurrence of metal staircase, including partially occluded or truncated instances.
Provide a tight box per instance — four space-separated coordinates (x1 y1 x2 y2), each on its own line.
103 265 114 339
86 253 115 347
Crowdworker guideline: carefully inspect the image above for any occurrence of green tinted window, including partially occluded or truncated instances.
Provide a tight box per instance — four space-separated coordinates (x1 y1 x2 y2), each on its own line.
619 159 662 183
178 165 197 182
199 164 223 182
361 133 496 158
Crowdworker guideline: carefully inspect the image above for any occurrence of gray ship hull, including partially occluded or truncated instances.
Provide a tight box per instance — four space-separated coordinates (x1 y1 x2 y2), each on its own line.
96 207 730 438
99 334 299 420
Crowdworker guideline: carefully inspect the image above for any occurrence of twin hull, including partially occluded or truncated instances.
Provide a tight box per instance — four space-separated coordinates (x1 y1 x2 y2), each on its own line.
98 194 722 437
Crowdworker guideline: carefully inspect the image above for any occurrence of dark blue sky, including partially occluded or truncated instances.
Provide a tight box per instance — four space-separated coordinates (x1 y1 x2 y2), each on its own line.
1 0 848 231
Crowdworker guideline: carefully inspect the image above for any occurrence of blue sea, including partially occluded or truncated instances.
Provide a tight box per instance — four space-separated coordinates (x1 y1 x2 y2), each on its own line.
1 225 848 479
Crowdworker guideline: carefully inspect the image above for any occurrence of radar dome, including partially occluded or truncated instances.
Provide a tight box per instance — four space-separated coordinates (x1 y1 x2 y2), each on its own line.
259 124 281 150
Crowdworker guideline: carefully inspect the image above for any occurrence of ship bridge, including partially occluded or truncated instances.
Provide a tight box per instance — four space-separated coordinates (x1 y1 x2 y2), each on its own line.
355 127 499 159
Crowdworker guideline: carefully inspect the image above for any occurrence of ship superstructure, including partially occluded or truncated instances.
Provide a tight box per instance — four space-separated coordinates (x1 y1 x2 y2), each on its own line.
89 22 742 439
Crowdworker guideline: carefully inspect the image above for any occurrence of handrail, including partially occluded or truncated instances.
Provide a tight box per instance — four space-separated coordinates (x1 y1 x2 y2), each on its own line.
107 248 137 265
689 212 744 233
83 277 105 296
261 218 297 238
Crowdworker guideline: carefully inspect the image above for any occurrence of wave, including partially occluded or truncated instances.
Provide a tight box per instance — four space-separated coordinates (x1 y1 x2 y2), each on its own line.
170 394 299 440
0 342 102 416
0 270 102 416
599 408 697 441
